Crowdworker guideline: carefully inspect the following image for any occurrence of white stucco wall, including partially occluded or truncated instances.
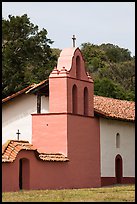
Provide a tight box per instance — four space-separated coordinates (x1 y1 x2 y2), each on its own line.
100 118 135 177
2 94 49 144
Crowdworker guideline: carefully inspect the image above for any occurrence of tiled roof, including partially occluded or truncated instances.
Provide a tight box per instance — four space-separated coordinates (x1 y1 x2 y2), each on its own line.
2 140 69 163
25 79 49 94
2 140 36 162
2 79 49 103
94 95 135 122
2 85 34 103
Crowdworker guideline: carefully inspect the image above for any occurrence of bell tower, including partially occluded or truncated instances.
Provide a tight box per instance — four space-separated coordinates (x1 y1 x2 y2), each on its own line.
49 46 94 117
32 38 101 187
32 38 100 160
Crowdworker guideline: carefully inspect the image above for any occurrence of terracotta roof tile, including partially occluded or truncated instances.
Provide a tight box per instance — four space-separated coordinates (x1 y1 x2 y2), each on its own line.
2 140 36 162
94 95 135 122
2 140 69 163
39 153 69 162
2 85 34 103
2 79 49 103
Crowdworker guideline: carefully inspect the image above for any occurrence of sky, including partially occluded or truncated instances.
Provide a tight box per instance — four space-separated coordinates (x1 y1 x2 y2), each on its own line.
2 2 135 56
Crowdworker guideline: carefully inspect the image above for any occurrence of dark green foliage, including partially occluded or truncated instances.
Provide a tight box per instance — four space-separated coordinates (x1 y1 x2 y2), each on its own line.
80 43 108 73
81 43 135 101
2 14 57 98
100 43 132 63
94 78 116 98
51 48 61 59
94 78 135 101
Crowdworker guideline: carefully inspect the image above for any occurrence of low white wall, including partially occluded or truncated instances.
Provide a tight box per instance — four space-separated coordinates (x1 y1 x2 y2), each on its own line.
2 94 49 144
100 118 135 177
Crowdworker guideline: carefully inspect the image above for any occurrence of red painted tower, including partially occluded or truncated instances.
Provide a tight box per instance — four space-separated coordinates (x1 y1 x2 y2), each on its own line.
32 46 101 187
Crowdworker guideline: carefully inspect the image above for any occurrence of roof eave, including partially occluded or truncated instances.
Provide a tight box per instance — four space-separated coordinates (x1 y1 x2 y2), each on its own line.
94 110 135 122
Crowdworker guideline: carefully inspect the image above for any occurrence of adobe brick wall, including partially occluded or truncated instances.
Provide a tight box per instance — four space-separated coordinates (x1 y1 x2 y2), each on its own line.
32 113 68 156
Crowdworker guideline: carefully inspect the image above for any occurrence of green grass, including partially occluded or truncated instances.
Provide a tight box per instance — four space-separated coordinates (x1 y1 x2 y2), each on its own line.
2 184 135 202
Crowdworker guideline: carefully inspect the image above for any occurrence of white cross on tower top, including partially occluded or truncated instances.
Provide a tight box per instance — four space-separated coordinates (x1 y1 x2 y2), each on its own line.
72 35 76 47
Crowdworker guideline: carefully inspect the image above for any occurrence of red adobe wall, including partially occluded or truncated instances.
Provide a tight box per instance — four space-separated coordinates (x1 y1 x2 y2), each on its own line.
32 113 68 156
2 150 70 192
2 148 134 192
2 162 19 192
67 114 101 187
31 113 101 189
49 76 68 114
67 78 94 116
3 113 101 193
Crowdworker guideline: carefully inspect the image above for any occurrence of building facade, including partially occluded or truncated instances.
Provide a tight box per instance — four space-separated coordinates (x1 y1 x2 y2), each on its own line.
2 47 135 192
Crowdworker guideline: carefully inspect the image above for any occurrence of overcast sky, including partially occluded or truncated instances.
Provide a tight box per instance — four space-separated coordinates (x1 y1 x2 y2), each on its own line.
2 2 135 56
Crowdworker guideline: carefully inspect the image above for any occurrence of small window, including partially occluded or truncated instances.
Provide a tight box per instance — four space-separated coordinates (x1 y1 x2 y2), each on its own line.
116 133 120 148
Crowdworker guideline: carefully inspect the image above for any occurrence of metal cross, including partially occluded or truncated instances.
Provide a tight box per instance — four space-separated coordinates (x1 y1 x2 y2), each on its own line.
72 35 76 47
16 129 21 140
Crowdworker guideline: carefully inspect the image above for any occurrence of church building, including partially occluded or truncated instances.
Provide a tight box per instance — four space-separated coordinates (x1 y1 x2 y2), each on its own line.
2 44 135 192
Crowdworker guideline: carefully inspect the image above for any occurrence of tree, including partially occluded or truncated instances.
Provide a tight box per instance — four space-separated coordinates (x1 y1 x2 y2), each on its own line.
100 43 132 63
97 60 135 94
80 42 135 101
94 78 117 98
94 78 134 101
2 14 57 98
80 42 108 73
